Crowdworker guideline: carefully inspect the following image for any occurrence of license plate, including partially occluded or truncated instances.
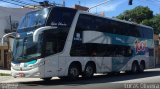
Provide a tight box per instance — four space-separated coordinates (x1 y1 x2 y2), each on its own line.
15 64 20 67
19 73 25 77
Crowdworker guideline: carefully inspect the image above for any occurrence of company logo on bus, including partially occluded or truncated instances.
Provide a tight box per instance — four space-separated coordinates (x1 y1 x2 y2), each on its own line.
134 40 147 54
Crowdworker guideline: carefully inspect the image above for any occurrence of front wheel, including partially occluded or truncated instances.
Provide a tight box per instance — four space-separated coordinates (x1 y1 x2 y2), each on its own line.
131 62 139 73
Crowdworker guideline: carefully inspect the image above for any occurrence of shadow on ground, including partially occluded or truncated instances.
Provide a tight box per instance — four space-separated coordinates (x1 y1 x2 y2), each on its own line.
19 69 160 86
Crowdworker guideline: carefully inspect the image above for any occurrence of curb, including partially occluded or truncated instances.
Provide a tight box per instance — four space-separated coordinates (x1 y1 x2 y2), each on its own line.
0 73 11 76
0 69 11 76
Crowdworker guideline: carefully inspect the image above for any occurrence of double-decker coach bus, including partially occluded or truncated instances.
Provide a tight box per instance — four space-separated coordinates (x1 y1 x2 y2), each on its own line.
2 6 155 80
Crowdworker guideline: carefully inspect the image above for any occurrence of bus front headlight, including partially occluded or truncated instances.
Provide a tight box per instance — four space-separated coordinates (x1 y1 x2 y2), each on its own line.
38 61 45 66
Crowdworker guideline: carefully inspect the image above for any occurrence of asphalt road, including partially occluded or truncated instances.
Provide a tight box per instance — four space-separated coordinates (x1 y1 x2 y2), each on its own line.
1 68 160 89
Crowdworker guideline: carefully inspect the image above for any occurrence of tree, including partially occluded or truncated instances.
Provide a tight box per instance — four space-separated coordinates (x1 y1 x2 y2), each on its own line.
116 6 153 24
142 15 160 34
116 6 160 34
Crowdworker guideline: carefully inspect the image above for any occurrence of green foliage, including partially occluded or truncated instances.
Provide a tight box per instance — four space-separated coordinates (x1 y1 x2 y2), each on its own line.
116 6 153 23
0 73 11 76
116 6 160 34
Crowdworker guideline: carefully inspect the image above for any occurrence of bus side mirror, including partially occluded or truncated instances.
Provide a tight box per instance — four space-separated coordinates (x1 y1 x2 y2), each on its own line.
33 26 57 43
1 32 16 46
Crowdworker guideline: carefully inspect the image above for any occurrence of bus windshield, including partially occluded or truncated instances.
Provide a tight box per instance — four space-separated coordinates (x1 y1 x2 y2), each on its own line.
12 36 41 62
18 8 50 29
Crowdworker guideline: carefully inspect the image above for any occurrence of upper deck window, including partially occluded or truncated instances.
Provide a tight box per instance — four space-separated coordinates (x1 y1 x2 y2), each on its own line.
46 7 77 28
17 7 76 33
18 8 50 30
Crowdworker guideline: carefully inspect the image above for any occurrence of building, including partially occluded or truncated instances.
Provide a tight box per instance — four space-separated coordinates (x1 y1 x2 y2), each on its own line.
154 34 160 67
0 6 32 69
0 6 32 40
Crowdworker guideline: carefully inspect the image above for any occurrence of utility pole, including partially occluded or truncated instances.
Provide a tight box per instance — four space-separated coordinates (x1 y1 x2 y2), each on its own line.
78 1 81 5
9 15 12 31
62 0 65 7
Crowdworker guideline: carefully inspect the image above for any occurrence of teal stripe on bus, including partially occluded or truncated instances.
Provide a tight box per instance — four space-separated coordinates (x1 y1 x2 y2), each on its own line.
103 33 154 48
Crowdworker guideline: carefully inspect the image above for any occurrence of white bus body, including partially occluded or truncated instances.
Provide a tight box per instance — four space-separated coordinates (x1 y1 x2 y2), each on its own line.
5 7 154 80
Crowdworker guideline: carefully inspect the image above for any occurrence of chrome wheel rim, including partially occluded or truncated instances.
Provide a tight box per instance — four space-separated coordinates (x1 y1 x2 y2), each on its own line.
86 66 93 77
70 68 79 77
133 64 137 72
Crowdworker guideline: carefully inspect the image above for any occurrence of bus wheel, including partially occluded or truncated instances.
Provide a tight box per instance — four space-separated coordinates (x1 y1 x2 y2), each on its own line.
82 64 94 78
131 62 139 73
41 77 52 81
139 62 145 73
59 76 67 80
68 65 79 80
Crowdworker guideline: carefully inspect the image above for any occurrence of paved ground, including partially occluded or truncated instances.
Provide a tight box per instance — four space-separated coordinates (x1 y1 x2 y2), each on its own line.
0 69 11 74
0 68 160 89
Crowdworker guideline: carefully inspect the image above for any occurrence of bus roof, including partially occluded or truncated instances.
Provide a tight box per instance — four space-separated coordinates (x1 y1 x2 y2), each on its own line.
27 6 153 30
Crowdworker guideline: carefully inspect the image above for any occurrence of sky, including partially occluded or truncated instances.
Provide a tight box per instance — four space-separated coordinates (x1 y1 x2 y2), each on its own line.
0 0 159 17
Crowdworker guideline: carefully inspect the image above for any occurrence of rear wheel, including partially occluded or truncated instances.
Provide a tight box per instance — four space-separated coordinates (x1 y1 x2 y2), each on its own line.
82 64 94 78
131 62 139 73
68 65 80 80
41 77 52 81
139 62 145 73
59 76 68 80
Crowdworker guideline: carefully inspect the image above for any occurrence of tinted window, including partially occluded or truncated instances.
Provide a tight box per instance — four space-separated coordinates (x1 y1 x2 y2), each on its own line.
70 14 133 57
74 14 153 39
42 7 76 57
76 14 94 31
142 27 153 39
42 28 68 57
18 8 50 30
70 42 132 57
93 17 104 31
136 26 153 39
70 14 153 57
46 7 76 28
101 19 113 33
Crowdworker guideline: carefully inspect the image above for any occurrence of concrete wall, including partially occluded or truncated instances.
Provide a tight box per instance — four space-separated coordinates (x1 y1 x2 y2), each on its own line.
154 35 160 66
0 6 32 68
0 6 32 41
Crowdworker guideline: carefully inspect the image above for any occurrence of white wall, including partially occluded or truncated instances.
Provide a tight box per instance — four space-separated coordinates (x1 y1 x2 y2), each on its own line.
0 6 32 41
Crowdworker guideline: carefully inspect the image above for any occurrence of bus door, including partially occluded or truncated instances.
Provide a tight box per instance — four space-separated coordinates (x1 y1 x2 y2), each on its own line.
44 54 59 77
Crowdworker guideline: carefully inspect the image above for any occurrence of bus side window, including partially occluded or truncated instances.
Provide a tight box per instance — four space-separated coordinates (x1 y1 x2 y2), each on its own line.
76 14 93 31
45 42 54 56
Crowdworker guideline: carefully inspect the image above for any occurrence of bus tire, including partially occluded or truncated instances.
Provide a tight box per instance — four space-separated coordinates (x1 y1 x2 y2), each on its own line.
82 64 94 78
68 64 80 80
59 76 68 80
131 62 139 73
41 77 52 81
139 61 145 73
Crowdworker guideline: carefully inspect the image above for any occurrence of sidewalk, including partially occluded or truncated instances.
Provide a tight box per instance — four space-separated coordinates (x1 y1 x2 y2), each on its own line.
0 69 11 75
0 69 12 83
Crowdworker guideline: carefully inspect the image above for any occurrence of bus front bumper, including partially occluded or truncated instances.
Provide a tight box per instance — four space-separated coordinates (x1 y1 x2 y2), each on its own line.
11 67 43 78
